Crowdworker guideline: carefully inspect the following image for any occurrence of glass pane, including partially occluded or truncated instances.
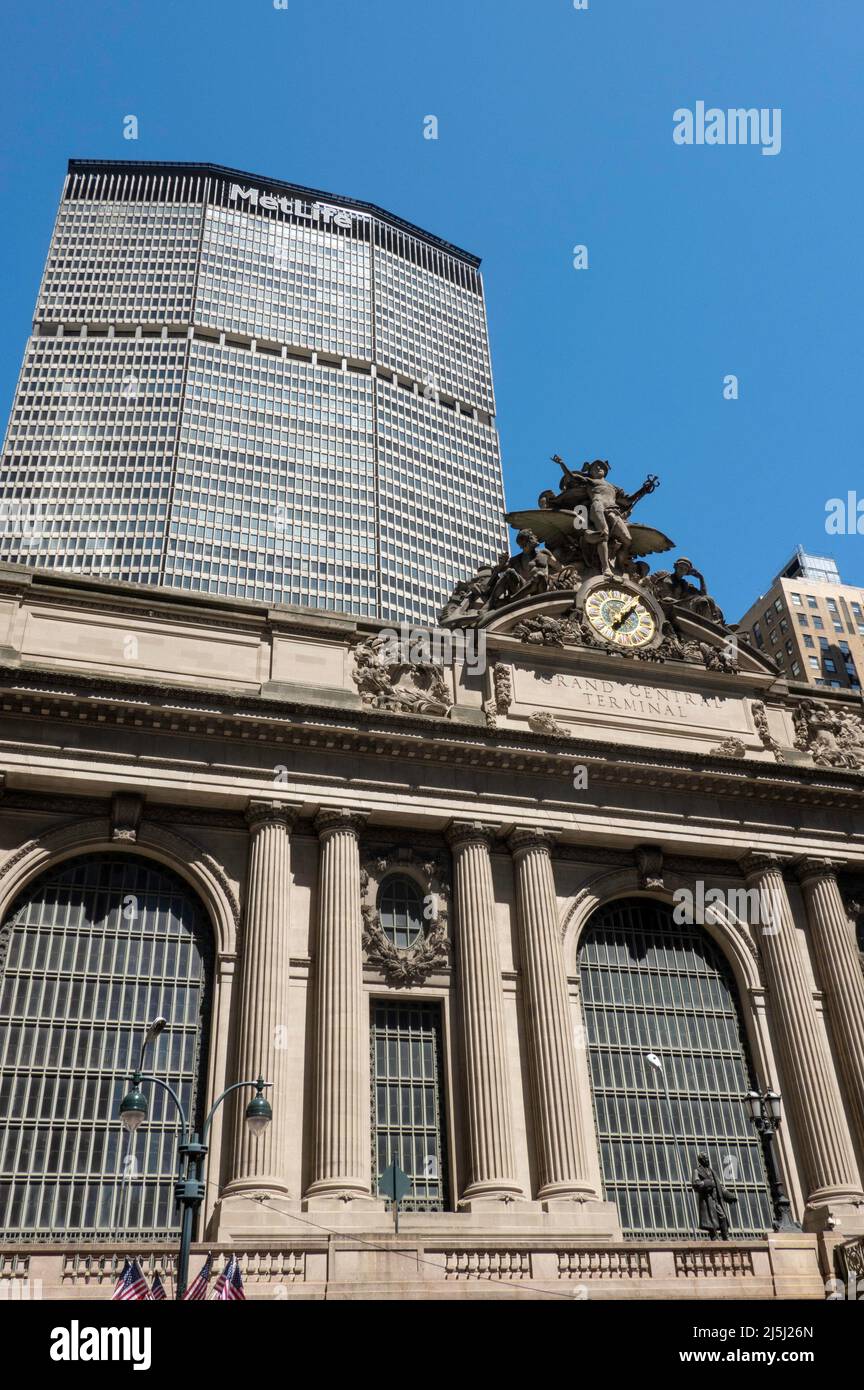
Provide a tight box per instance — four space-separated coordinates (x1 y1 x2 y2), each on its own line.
370 999 448 1212
0 854 212 1240
377 876 424 948
578 898 773 1238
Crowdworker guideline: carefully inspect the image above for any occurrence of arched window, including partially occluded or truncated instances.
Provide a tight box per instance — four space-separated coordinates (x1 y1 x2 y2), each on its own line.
378 875 424 950
578 897 773 1238
0 854 212 1239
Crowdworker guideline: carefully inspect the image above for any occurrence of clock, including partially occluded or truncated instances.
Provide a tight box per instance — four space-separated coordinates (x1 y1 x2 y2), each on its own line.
583 584 658 649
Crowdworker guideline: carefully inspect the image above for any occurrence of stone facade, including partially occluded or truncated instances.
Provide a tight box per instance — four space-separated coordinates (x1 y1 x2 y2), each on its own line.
1 562 863 1299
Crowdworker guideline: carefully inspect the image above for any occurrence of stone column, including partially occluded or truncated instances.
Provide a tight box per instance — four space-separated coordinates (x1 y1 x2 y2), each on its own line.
305 808 371 1204
508 829 598 1202
796 858 864 1166
741 853 864 1223
447 820 522 1202
225 799 299 1197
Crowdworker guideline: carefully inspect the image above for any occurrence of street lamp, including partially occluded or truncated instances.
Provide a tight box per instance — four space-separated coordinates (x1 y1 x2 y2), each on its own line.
745 1088 801 1233
118 1019 273 1298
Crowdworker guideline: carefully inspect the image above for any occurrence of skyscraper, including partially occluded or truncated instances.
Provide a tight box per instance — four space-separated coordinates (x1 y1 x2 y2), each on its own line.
0 160 507 624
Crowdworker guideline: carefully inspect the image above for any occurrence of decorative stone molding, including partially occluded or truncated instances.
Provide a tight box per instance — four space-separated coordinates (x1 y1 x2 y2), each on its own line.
708 737 746 759
508 827 560 858
740 852 786 878
512 613 582 648
440 1249 531 1280
0 817 241 954
362 916 450 986
0 920 13 975
360 845 451 986
675 1249 755 1278
314 807 369 839
793 699 864 770
558 1249 650 1280
527 711 571 739
445 820 498 852
751 700 785 763
560 864 765 996
508 608 736 672
492 663 513 713
634 844 664 890
483 663 514 729
4 670 864 810
245 798 302 833
795 857 843 888
110 792 143 842
351 633 452 716
0 837 43 888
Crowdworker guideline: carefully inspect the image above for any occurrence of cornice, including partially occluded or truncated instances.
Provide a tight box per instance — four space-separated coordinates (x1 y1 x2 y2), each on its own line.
1 665 863 810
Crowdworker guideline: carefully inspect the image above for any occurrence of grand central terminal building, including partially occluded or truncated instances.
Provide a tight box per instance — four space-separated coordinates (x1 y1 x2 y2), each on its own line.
1 450 863 1302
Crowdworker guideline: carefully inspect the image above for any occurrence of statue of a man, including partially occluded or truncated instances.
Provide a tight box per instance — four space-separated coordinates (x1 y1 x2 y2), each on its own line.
488 529 561 609
691 1152 736 1239
649 558 727 627
547 457 660 576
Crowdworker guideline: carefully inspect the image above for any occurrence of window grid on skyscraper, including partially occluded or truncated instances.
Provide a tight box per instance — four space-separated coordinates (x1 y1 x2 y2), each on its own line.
0 161 508 625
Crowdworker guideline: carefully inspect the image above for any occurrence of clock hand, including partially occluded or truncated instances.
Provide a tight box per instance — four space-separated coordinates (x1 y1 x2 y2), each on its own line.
611 599 640 629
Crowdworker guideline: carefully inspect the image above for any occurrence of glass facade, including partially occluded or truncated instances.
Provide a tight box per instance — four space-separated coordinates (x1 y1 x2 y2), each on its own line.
371 1000 448 1212
578 898 773 1238
0 855 212 1240
0 161 507 624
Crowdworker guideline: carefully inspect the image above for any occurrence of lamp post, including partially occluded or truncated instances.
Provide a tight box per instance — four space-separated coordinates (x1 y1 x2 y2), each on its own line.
119 1018 273 1298
745 1088 801 1233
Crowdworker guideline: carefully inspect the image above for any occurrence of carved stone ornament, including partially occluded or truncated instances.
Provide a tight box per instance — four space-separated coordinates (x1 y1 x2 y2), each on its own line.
359 846 450 986
351 632 452 716
793 699 864 771
527 711 571 739
483 662 513 729
708 737 746 759
635 844 664 890
493 662 513 712
110 791 143 843
751 700 785 763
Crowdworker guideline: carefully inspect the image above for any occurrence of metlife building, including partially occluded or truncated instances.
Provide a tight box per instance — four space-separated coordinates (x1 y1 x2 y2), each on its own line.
0 160 507 623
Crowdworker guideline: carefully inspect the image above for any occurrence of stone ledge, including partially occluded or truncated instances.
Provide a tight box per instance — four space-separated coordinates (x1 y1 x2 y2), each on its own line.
6 1234 826 1301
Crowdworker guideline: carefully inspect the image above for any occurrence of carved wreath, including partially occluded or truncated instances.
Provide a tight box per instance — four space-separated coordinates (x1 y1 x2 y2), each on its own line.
360 847 451 986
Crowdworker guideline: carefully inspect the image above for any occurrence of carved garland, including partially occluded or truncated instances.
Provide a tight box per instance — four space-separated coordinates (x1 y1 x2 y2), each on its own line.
360 847 451 986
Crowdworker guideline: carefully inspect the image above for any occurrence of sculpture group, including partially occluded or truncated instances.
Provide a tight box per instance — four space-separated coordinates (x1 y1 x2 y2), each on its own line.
440 454 730 633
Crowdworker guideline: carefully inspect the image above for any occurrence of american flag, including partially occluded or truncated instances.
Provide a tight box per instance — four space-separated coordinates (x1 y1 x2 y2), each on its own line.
149 1272 167 1301
111 1258 150 1302
212 1255 245 1301
182 1255 212 1301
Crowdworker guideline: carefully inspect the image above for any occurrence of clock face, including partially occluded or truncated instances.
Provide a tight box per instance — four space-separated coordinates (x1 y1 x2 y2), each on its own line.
584 586 658 648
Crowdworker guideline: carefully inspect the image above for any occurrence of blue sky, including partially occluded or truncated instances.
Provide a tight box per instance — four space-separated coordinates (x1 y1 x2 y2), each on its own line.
1 0 861 619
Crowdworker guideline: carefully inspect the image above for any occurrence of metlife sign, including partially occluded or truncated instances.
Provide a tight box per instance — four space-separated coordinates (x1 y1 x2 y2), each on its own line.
227 182 365 228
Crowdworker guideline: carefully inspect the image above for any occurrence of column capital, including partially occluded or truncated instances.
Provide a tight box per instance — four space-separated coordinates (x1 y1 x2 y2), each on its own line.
314 807 368 840
446 819 499 851
245 798 302 834
507 827 560 858
740 851 787 881
795 857 843 888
